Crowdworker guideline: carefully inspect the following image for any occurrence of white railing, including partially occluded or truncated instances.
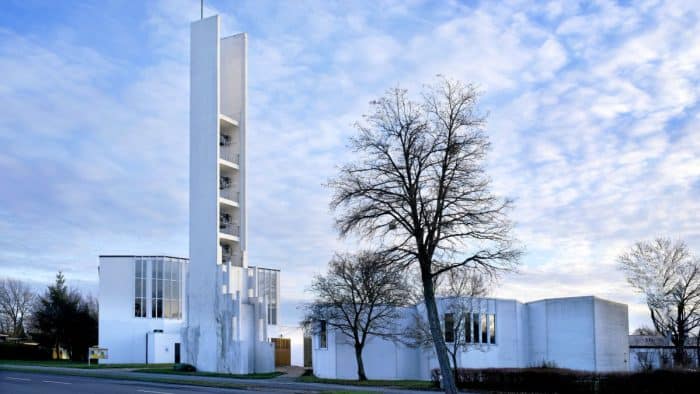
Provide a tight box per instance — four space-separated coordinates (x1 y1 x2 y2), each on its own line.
220 222 240 237
220 148 240 164
220 189 239 202
221 254 242 266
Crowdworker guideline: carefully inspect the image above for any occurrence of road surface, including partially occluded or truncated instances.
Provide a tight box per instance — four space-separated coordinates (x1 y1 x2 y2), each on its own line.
0 370 274 394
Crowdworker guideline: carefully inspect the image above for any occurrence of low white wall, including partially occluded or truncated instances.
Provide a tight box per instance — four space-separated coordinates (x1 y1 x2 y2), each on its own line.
312 296 630 380
148 332 182 364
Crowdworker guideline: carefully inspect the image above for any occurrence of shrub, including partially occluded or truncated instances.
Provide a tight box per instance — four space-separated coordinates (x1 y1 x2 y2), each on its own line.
430 367 700 394
173 363 196 372
0 343 51 361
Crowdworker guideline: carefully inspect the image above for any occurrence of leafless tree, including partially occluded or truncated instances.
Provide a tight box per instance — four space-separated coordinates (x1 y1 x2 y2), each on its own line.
0 278 35 338
632 326 658 336
618 237 700 367
329 77 521 393
303 251 411 381
408 270 489 383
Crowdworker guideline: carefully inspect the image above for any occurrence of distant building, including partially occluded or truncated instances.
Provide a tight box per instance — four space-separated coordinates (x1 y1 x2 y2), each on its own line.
629 335 700 370
311 296 629 380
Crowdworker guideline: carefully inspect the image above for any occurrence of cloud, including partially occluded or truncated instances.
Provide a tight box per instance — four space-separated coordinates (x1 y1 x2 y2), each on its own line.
1 0 699 329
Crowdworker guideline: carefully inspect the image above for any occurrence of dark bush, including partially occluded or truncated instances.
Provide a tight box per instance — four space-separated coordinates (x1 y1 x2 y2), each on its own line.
0 343 51 361
173 363 196 372
430 367 700 394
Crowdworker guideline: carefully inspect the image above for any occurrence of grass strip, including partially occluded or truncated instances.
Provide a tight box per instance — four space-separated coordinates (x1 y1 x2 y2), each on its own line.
297 375 436 390
133 367 283 379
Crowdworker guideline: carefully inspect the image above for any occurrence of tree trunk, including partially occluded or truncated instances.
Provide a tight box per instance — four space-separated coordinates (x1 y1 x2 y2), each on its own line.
451 351 458 385
421 264 457 394
355 344 368 381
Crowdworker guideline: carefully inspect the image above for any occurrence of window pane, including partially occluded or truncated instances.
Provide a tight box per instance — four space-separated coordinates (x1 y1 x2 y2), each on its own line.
320 320 327 348
465 314 472 343
481 314 487 343
473 313 480 343
490 314 496 344
444 313 454 343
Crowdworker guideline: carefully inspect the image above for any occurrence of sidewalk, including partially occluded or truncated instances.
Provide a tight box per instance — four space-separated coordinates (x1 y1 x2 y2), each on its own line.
0 364 437 393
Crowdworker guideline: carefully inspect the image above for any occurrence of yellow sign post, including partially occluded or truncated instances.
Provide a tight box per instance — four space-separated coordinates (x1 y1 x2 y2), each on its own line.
88 346 108 366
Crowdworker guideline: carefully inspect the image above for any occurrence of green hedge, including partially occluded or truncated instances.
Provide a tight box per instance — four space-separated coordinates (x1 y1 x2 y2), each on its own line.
0 343 51 361
431 367 700 393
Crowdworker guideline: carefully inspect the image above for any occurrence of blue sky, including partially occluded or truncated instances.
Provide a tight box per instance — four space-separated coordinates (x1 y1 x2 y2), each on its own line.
1 0 699 329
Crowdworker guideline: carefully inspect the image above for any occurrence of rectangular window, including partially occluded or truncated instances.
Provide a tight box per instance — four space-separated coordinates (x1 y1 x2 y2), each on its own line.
489 314 496 344
444 313 454 343
473 313 480 343
465 314 472 343
481 313 487 343
134 259 147 317
319 320 327 349
257 269 278 325
150 259 182 319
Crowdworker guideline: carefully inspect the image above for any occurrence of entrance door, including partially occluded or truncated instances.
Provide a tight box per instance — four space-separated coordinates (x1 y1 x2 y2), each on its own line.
271 338 291 367
174 343 181 364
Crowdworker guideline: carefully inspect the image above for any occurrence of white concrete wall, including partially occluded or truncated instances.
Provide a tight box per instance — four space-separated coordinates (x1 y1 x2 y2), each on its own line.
593 298 629 371
187 14 221 373
312 296 630 380
98 256 185 364
528 297 596 370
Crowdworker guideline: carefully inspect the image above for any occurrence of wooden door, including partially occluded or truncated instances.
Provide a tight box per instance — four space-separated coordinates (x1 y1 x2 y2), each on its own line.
271 338 291 367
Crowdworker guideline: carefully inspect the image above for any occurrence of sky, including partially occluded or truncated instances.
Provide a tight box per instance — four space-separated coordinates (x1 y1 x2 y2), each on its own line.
1 0 699 330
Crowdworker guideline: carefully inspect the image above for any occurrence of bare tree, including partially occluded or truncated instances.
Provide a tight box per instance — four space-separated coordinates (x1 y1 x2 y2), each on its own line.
0 278 35 337
329 78 521 393
408 270 489 383
618 237 700 367
303 251 410 381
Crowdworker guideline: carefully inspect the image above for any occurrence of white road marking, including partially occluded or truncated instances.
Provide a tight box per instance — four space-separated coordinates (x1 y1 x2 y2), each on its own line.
137 390 174 394
5 377 31 381
42 380 72 384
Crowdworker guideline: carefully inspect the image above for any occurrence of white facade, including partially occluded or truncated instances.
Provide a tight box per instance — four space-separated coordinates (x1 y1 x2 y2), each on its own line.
98 256 188 364
97 255 283 367
312 296 629 380
184 14 274 374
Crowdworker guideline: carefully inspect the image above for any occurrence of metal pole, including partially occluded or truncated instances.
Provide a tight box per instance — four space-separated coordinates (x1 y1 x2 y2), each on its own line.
201 0 203 19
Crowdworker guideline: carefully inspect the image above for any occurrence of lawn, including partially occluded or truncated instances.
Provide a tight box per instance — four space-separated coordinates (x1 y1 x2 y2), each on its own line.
298 375 436 390
0 359 172 369
133 367 284 379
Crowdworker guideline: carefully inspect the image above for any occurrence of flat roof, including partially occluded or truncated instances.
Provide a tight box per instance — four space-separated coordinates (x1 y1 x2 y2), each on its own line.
99 255 189 261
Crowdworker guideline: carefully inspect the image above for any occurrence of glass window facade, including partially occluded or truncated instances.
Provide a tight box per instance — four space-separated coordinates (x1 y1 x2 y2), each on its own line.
151 258 182 319
134 259 147 318
257 268 279 325
489 314 496 344
133 257 183 320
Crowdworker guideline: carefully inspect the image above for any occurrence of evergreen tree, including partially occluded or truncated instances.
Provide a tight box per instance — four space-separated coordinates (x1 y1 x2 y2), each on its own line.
31 272 97 360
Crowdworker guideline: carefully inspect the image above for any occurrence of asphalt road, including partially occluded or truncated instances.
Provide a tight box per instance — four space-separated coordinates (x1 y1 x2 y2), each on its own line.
0 370 259 394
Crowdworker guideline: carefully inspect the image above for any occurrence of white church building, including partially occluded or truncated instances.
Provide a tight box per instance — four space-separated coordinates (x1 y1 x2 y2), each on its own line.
98 13 634 379
97 15 301 373
312 296 630 380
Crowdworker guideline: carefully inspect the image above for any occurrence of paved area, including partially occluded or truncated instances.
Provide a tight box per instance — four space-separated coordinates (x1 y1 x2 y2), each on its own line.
0 365 436 393
0 370 263 394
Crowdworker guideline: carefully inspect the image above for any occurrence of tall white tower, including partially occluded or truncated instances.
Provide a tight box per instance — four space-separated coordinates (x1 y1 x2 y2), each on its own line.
185 15 272 373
